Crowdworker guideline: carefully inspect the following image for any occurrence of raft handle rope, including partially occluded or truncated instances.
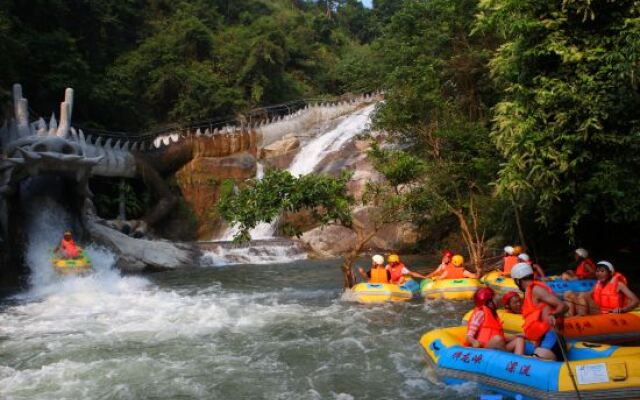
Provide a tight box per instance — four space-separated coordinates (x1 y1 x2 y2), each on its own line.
555 328 583 400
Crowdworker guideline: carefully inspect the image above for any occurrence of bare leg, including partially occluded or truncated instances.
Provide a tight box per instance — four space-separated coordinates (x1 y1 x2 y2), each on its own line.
485 336 507 351
534 347 557 361
506 336 525 355
564 291 577 316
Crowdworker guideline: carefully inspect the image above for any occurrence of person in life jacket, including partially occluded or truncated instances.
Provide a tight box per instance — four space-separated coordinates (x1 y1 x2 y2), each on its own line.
501 246 519 276
572 261 639 316
466 287 524 355
55 231 80 259
512 262 567 360
426 250 453 278
358 254 391 284
431 254 477 280
386 254 426 284
517 253 545 279
563 248 596 280
501 291 523 314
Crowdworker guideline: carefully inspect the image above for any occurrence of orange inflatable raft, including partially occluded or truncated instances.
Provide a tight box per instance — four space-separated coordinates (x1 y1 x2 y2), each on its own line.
462 309 640 344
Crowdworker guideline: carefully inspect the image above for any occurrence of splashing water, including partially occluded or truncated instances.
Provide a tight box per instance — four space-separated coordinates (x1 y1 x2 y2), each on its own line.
0 255 480 400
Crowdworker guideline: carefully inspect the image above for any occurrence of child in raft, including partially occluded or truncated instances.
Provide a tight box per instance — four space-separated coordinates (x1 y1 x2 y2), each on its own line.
466 287 525 355
501 291 523 314
570 261 639 316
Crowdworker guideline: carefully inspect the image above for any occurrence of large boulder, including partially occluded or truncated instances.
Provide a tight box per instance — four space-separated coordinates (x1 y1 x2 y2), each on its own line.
88 220 198 272
299 225 357 258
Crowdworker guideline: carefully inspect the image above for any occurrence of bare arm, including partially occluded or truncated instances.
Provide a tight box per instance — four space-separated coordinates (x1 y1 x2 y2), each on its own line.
427 265 445 278
463 270 478 279
357 267 368 281
534 286 567 320
618 283 640 313
408 271 427 280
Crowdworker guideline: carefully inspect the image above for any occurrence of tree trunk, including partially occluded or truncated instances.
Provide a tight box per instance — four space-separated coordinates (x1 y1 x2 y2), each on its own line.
341 224 378 289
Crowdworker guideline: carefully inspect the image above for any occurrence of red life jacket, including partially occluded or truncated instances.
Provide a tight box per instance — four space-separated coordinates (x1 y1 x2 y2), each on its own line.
522 280 554 342
370 267 389 284
442 262 465 279
576 258 596 279
466 305 504 347
60 238 79 258
503 255 518 276
592 273 628 313
388 263 406 283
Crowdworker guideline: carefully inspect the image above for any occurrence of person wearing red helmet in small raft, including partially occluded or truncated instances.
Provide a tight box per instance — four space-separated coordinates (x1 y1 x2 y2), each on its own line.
428 252 477 280
465 287 525 355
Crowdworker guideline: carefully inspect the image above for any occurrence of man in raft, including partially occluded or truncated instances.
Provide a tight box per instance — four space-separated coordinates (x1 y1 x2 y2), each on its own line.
54 230 80 259
562 248 596 280
501 245 520 276
386 254 427 284
430 254 477 280
357 255 391 283
511 262 567 360
571 261 639 316
466 287 524 355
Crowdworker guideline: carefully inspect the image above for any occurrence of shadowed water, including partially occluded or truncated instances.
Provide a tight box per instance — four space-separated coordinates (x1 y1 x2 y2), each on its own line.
1 252 482 399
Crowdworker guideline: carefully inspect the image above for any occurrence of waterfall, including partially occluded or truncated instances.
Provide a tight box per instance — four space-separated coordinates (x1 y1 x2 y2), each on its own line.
206 104 376 265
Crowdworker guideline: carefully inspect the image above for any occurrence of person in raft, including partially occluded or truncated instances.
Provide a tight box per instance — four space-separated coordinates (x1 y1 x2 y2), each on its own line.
426 250 454 279
502 291 523 314
571 261 639 316
511 262 568 360
431 254 477 280
358 255 391 284
562 248 596 280
501 245 520 276
517 253 546 279
54 230 80 259
386 254 427 284
466 287 525 355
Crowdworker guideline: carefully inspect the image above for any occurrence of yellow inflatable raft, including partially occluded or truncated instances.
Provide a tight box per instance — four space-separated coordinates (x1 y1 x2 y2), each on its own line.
52 249 92 276
420 278 484 300
351 280 419 303
462 308 640 344
420 325 640 399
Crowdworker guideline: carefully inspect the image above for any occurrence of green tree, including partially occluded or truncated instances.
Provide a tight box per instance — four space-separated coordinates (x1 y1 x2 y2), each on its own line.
480 0 640 240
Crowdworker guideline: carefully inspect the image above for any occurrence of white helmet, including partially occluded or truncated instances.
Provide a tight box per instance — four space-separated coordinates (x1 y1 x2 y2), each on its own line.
596 260 614 273
372 254 384 265
504 246 514 255
575 248 588 258
511 263 534 279
518 253 530 262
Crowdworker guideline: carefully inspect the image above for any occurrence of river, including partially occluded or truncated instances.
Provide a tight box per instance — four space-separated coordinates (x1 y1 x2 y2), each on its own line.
0 254 484 399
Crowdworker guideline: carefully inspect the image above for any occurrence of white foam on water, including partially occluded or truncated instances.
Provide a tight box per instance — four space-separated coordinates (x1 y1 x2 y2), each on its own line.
200 242 307 266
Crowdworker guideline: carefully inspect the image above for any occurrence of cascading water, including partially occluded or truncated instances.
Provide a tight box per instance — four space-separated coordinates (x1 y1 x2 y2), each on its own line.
207 104 377 266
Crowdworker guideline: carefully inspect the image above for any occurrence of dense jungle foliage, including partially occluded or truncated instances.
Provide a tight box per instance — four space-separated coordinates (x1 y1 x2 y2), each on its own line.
3 0 640 262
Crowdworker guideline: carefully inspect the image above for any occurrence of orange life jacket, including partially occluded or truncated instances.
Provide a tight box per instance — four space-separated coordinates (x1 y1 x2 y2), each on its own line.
522 280 554 342
576 258 596 279
466 305 504 347
370 267 389 284
503 255 518 276
442 262 465 279
389 263 406 283
592 273 628 313
60 238 79 258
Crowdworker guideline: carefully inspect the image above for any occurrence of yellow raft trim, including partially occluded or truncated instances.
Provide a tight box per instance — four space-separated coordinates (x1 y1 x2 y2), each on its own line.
421 278 484 300
420 326 640 399
351 282 413 304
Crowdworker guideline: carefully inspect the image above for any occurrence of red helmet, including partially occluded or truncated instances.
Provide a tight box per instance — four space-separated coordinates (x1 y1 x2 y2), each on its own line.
442 249 454 258
474 287 495 307
501 291 519 306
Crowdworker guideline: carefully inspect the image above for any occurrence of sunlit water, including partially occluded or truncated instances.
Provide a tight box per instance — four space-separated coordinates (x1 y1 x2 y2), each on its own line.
0 254 482 399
